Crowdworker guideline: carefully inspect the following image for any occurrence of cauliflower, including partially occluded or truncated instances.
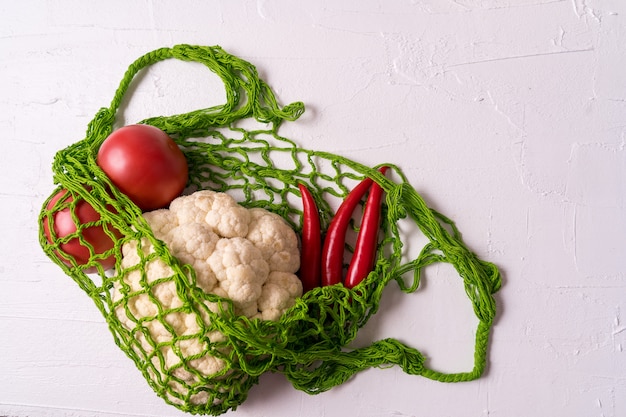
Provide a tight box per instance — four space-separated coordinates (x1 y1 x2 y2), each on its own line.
112 190 302 406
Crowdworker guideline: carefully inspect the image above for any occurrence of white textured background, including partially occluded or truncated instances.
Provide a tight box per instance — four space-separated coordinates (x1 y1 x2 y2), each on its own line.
2 1 625 416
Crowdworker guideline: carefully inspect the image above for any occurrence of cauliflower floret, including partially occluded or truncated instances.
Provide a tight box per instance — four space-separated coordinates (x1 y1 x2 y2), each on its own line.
246 208 300 273
167 222 219 291
151 280 183 310
169 190 215 224
114 237 178 321
143 209 178 239
255 271 303 321
208 237 269 309
113 190 303 403
170 190 250 238
204 192 250 238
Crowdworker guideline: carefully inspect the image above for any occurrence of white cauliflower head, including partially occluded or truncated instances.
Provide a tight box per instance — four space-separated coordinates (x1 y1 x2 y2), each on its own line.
112 190 303 406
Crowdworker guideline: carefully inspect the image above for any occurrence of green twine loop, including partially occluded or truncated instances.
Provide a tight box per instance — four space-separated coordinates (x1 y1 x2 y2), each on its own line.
38 44 501 416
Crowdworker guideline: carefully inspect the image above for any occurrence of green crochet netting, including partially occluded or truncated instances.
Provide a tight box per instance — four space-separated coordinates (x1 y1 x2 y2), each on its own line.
38 44 502 416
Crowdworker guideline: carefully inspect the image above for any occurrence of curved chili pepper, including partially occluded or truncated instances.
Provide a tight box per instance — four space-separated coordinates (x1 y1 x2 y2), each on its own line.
298 183 321 292
321 167 388 287
321 177 373 286
344 167 388 289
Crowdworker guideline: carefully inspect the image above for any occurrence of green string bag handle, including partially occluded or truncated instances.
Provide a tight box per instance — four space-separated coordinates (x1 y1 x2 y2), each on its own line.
39 44 502 415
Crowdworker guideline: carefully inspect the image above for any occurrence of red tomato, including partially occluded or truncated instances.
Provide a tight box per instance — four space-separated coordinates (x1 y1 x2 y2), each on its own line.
42 188 122 272
96 124 188 211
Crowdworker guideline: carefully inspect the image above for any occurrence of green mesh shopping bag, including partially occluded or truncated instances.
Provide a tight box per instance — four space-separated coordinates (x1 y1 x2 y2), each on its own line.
38 44 502 415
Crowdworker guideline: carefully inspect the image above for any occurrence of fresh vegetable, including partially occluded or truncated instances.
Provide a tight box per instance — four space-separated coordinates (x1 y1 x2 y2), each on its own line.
97 124 188 211
321 176 375 286
321 167 387 287
344 167 388 289
42 188 122 272
113 190 302 395
297 183 321 292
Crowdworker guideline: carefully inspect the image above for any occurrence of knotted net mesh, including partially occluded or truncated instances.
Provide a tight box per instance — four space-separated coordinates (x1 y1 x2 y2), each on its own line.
38 44 502 415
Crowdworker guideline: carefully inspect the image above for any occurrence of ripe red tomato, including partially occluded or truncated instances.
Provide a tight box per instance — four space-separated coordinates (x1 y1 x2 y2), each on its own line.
97 124 188 211
42 188 122 272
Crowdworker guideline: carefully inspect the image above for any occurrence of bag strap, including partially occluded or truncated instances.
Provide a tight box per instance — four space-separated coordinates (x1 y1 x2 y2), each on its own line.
277 180 501 392
85 44 305 150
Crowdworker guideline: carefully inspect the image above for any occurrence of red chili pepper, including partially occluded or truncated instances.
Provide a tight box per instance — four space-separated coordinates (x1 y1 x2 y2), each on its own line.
344 167 388 289
321 167 388 287
321 177 373 286
298 183 321 292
